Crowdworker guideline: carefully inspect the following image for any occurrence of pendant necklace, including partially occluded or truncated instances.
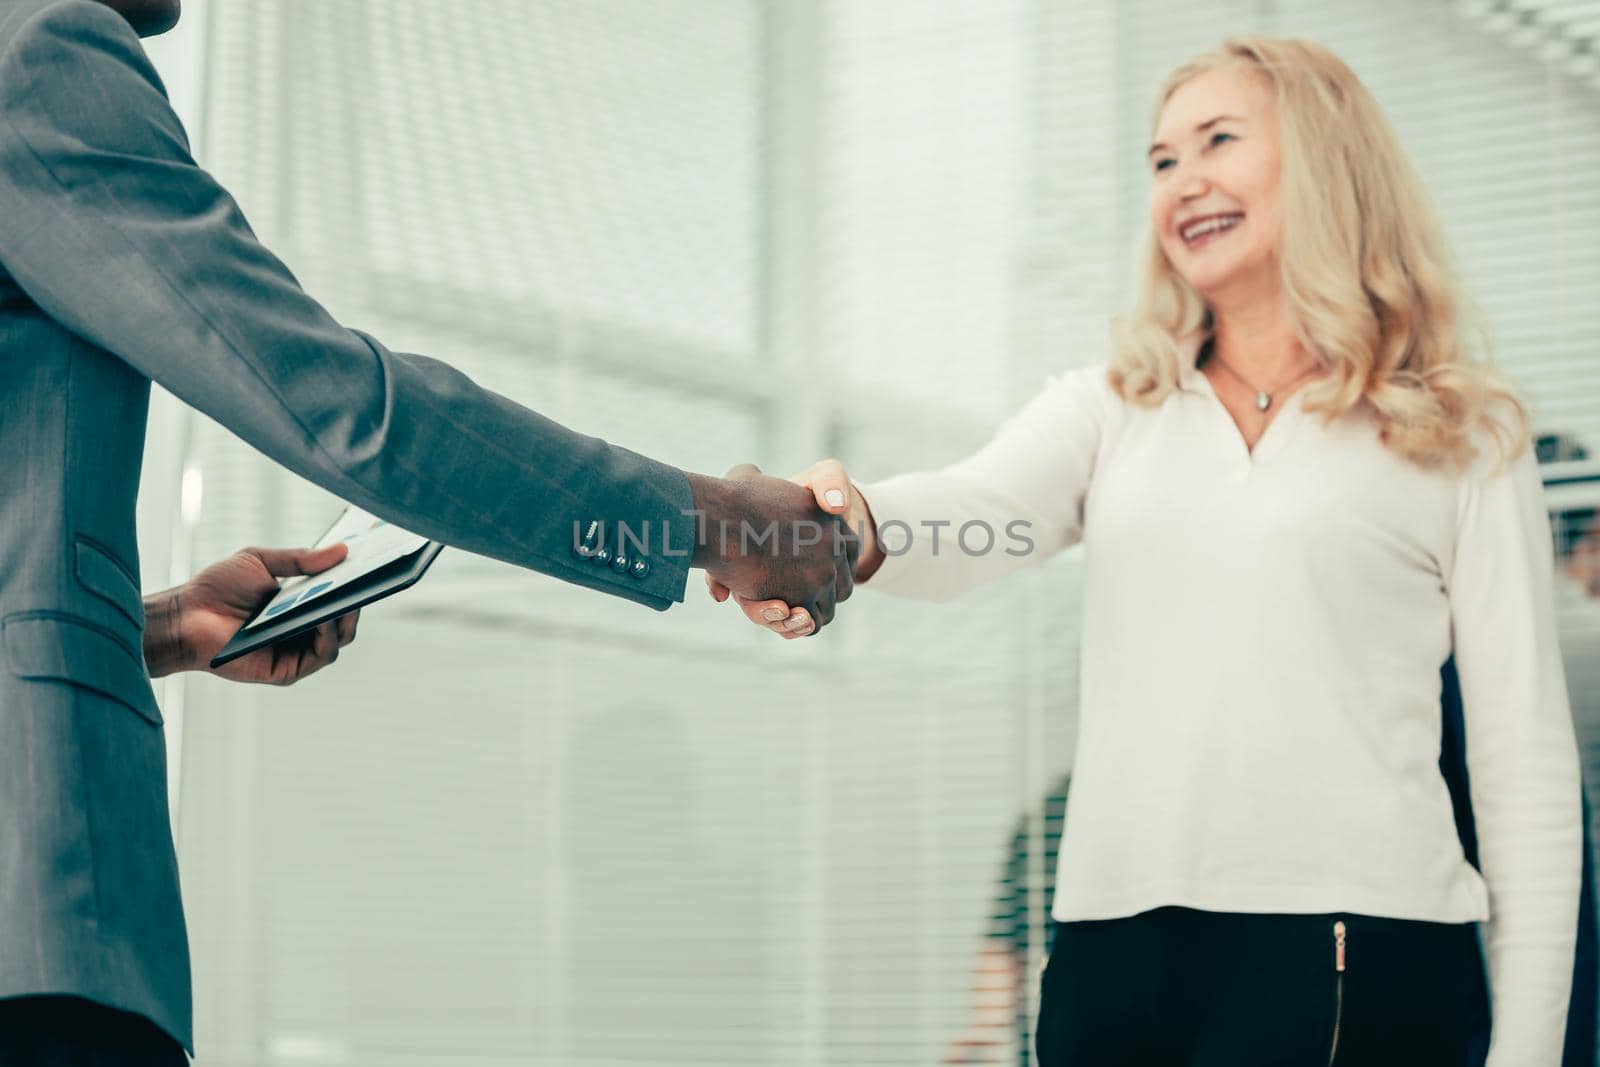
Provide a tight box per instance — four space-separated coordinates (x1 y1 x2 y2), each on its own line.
1204 350 1320 412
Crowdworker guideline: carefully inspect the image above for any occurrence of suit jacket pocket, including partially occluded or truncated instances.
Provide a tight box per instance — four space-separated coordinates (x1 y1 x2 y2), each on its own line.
4 612 161 725
74 535 144 628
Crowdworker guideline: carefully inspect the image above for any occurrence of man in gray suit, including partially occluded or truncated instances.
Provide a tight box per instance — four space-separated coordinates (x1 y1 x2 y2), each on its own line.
0 0 856 1060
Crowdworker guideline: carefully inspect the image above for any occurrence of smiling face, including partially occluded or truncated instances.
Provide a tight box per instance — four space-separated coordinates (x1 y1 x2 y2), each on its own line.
1148 63 1283 307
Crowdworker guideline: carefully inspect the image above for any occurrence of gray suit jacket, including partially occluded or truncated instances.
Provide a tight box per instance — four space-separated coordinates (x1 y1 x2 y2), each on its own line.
0 0 699 1050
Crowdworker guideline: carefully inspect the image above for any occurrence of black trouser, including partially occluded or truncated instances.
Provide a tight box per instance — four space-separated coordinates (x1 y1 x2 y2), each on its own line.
1036 907 1488 1066
0 996 186 1066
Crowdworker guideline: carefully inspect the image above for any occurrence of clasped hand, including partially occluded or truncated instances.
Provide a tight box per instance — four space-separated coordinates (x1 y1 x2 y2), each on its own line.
703 459 876 638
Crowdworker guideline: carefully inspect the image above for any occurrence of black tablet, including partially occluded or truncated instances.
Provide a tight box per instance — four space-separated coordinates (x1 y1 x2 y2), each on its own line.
208 505 445 669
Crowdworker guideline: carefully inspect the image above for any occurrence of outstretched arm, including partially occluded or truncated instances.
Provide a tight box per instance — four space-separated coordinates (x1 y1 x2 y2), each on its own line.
707 364 1114 635
0 0 693 609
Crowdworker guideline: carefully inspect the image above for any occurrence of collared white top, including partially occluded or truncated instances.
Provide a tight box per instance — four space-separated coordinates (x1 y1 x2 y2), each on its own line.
858 343 1581 1065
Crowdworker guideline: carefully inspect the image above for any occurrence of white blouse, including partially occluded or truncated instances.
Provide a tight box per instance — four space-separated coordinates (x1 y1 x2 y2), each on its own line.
858 342 1581 1065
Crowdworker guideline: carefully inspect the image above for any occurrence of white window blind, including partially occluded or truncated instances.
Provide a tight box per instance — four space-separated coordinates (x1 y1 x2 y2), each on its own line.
165 3 1598 1066
178 3 1068 1065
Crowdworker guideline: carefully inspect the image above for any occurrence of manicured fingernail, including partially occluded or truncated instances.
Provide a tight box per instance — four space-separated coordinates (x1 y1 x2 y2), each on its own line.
786 614 810 630
762 607 786 622
825 489 846 508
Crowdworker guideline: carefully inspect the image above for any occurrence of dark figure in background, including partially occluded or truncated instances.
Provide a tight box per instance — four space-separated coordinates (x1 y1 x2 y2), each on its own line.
939 774 1067 1066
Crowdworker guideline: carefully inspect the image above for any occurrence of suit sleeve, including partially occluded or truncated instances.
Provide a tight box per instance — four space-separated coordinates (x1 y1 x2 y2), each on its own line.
1447 444 1583 1065
854 364 1112 602
0 0 696 609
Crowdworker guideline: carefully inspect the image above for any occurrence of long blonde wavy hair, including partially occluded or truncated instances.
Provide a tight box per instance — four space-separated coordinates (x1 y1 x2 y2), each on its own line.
1107 36 1527 471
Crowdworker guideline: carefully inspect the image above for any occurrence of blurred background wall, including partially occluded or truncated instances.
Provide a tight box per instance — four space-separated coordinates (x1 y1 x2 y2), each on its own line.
132 1 1600 1063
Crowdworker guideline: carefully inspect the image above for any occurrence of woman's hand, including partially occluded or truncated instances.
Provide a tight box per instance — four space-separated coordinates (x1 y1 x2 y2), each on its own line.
144 543 360 684
705 459 880 638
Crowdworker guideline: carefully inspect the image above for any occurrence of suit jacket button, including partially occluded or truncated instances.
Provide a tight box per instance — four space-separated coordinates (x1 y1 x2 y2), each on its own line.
610 553 631 574
630 558 651 580
593 546 612 566
573 520 601 559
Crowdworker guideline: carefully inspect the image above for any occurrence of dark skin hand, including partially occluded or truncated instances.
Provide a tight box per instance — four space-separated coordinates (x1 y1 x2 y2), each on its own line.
706 457 882 639
686 464 858 633
93 0 181 37
143 542 359 685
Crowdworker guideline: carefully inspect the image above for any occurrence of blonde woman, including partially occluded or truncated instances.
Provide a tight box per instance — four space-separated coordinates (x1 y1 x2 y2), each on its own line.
710 38 1582 1066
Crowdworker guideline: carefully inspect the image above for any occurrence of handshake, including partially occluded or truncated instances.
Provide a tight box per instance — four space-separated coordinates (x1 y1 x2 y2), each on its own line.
688 459 880 639
144 460 876 693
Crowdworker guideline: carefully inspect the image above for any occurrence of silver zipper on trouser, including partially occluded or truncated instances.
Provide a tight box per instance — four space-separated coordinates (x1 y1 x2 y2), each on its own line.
1328 920 1347 1066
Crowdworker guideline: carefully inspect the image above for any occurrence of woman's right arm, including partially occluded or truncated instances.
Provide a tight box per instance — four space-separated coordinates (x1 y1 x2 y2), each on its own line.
711 363 1114 635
